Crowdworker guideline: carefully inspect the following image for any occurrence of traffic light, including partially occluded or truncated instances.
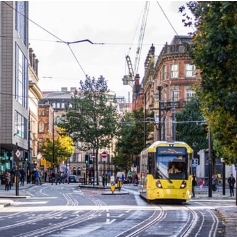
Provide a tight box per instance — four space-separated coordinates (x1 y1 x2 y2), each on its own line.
85 154 89 165
24 151 29 162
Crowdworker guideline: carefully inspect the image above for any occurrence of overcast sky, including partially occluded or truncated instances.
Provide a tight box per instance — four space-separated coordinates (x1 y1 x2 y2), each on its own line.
29 1 192 101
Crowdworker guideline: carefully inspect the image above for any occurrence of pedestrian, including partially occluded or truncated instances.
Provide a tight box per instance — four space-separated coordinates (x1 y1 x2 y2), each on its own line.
212 175 219 191
20 169 26 186
199 178 204 190
35 169 39 185
51 171 55 185
102 174 105 187
55 171 61 185
44 171 47 183
121 173 125 184
4 170 11 191
228 174 236 197
38 170 42 185
192 175 197 197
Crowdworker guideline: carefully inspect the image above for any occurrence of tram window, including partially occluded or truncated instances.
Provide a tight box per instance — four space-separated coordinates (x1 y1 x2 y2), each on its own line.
157 156 188 179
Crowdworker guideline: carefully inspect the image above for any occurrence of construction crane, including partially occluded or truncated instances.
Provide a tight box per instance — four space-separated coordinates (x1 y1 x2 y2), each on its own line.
122 1 150 86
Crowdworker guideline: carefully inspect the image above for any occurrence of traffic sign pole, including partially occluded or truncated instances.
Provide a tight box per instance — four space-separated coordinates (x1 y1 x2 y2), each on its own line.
15 149 20 196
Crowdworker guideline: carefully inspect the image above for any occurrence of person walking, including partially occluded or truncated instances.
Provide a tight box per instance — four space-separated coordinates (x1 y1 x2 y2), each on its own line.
55 171 61 185
192 175 197 197
228 174 236 197
212 175 219 191
199 178 204 190
20 169 26 186
35 169 39 185
4 170 11 191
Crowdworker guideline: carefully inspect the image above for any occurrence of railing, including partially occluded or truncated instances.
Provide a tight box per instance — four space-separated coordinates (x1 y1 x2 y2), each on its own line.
160 99 189 111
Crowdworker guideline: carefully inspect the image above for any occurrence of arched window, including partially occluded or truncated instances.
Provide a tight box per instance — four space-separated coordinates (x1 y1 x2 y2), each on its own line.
39 121 44 133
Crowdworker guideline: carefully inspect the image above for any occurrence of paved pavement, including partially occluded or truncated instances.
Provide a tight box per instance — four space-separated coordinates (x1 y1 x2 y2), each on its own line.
0 183 236 236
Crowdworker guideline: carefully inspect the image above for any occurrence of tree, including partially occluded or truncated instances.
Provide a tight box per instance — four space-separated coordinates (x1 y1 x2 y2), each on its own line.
114 108 154 173
176 97 208 156
40 128 74 167
59 75 118 184
179 2 237 164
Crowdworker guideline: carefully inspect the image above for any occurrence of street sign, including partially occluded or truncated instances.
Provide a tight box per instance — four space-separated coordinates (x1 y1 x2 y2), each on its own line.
101 151 107 158
101 151 107 162
90 154 95 159
15 150 21 158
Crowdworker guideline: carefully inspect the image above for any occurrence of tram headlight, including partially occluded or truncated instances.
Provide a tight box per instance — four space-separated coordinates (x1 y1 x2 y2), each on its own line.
180 181 187 189
156 180 162 188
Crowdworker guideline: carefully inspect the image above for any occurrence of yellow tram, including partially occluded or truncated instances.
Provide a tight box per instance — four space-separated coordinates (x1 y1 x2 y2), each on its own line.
138 141 193 203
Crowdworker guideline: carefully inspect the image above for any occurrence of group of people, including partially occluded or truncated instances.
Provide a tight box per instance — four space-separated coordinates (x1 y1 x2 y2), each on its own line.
192 174 236 197
50 171 69 185
3 169 26 191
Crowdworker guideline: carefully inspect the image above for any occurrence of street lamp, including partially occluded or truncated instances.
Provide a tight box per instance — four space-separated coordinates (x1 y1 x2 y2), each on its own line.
172 89 180 141
52 110 57 169
157 86 162 141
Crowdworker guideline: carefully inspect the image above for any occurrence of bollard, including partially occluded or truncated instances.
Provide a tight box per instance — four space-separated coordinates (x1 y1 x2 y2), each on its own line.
110 182 116 194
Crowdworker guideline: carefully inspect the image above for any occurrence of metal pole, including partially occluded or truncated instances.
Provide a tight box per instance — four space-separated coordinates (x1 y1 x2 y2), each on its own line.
157 86 162 141
172 90 176 141
93 148 95 187
236 164 237 206
15 143 19 196
28 110 31 184
222 162 225 195
208 129 212 197
163 115 166 140
52 111 55 169
144 93 146 147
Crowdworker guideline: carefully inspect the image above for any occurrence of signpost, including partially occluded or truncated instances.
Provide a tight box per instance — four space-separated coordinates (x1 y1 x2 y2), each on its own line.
101 151 107 162
15 149 21 196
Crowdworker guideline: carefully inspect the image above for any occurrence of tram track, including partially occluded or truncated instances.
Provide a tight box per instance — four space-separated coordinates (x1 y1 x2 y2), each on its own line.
0 187 107 237
115 206 166 237
177 204 221 237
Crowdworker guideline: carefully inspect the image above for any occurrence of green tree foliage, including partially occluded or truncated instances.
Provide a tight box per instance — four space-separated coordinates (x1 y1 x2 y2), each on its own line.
40 128 74 167
59 75 118 183
180 2 237 164
113 108 154 172
176 97 208 156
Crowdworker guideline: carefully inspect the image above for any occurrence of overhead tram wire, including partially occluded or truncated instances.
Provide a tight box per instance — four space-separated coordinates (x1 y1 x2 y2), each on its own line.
2 1 92 77
156 1 179 36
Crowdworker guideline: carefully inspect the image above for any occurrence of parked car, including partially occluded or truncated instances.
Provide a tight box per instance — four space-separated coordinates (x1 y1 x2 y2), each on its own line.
68 175 78 183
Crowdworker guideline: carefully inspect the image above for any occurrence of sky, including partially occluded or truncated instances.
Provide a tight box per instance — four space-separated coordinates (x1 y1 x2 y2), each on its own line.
29 1 192 102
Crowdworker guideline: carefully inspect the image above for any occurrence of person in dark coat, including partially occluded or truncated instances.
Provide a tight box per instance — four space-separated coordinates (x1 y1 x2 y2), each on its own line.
192 175 197 197
228 174 236 197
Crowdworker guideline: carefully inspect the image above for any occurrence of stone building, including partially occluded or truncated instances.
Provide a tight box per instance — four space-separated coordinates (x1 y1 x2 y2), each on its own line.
135 36 201 142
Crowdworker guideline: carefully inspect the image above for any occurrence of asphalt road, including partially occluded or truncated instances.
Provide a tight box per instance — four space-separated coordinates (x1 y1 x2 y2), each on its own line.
0 183 230 236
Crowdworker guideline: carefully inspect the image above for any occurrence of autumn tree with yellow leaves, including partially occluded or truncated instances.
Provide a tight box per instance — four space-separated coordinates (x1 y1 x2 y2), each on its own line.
40 127 74 167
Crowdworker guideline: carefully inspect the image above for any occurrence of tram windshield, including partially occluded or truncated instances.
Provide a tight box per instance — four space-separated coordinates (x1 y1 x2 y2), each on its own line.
156 149 188 180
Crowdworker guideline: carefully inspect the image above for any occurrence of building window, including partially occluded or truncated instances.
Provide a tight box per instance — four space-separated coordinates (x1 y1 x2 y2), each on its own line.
171 90 180 102
15 44 28 108
39 121 44 133
14 111 27 139
185 64 196 77
15 1 28 46
186 89 195 101
38 110 42 116
170 64 179 78
163 65 167 80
